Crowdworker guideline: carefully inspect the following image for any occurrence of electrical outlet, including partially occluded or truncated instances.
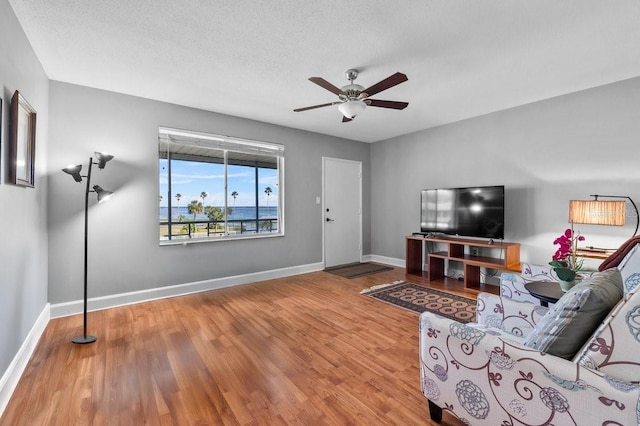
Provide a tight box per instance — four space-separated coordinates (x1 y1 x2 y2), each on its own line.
472 248 478 256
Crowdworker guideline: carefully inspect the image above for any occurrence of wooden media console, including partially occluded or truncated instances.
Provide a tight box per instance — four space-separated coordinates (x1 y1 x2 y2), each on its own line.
406 235 521 293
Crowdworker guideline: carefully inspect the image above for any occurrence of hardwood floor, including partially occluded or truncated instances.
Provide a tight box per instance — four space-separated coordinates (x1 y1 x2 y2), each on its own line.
1 267 468 425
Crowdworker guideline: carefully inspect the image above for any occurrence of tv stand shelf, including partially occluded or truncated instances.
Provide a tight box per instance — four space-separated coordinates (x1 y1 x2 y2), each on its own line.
406 235 521 293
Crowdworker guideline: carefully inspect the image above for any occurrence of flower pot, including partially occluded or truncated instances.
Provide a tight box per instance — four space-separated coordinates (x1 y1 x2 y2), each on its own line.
559 279 576 292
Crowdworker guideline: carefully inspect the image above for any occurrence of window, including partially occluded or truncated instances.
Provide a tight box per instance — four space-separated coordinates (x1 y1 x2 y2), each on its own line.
159 127 284 243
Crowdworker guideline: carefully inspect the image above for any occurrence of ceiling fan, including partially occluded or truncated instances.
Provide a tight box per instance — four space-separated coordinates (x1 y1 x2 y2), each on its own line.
294 69 409 122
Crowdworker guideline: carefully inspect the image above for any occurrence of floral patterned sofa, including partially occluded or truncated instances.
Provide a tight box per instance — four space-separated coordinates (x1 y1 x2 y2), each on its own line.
419 241 640 425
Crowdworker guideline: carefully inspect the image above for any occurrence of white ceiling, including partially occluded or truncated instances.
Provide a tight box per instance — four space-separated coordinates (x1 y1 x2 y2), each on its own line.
8 0 640 143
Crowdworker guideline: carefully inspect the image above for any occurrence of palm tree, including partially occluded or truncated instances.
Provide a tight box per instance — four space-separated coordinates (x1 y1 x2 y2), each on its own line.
175 193 182 214
264 187 272 207
205 206 224 222
205 206 224 232
188 200 203 220
200 191 208 207
231 191 238 206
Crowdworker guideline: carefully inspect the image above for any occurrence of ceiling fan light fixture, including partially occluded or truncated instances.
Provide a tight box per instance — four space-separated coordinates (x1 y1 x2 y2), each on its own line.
338 100 366 119
294 69 408 123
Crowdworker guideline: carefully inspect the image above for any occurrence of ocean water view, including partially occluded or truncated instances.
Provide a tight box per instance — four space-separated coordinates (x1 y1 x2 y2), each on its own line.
160 206 277 221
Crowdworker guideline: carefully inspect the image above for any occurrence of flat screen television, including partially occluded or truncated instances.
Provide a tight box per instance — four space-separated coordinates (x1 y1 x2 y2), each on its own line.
420 185 505 239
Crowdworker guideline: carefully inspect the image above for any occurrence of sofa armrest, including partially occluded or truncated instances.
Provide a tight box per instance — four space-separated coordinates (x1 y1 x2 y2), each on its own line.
420 312 640 425
476 292 548 337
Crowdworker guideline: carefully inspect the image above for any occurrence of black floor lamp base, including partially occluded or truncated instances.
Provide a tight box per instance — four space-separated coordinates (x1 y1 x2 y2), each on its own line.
72 335 97 344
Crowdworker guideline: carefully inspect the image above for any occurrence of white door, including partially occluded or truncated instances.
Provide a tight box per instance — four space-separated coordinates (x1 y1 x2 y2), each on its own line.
323 157 362 267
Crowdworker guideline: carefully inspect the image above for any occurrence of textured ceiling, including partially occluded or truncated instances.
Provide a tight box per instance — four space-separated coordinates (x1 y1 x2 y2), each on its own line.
8 0 640 143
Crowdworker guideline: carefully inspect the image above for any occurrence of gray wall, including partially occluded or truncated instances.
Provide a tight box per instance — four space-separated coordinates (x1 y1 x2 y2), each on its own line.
371 76 640 268
47 82 371 303
0 0 49 376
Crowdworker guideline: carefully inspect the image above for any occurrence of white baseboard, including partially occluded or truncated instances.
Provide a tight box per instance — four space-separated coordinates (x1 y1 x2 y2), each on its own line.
51 261 325 318
0 303 50 417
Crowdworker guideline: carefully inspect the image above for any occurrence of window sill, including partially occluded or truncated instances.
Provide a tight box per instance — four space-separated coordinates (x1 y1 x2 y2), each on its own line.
159 232 284 246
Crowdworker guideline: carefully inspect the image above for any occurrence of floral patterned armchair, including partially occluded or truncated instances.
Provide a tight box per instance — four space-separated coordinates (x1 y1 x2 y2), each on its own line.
500 262 596 305
499 262 559 304
420 265 640 425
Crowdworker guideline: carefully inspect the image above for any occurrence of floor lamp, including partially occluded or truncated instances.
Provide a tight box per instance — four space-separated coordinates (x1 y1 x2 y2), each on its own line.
62 152 115 344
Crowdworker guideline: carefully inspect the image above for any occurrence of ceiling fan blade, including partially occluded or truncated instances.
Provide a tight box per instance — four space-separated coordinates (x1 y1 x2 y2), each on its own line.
342 116 352 123
367 99 409 110
362 72 408 96
294 101 341 112
309 77 346 95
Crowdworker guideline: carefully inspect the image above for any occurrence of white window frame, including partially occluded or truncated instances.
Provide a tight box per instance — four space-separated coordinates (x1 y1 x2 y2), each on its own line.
159 126 285 245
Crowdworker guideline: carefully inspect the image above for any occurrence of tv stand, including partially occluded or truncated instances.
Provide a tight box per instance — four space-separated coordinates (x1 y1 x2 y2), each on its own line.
405 235 521 293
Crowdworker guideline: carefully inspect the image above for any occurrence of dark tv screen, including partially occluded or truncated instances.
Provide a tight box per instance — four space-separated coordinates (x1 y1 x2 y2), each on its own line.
420 185 505 239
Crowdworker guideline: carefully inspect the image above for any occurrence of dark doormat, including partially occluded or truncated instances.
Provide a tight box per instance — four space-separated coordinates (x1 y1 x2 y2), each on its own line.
324 262 393 279
360 281 477 323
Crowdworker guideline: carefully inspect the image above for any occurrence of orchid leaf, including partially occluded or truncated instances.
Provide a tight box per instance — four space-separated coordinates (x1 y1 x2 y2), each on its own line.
554 267 577 282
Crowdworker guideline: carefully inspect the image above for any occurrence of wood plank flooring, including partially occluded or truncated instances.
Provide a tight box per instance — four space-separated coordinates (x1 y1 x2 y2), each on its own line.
1 267 468 425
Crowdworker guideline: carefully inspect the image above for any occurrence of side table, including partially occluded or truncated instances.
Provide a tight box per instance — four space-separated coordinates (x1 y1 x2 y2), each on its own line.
524 281 564 307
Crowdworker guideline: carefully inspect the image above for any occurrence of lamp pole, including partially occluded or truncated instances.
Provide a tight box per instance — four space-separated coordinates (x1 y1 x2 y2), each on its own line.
73 157 97 344
592 194 640 237
63 152 114 344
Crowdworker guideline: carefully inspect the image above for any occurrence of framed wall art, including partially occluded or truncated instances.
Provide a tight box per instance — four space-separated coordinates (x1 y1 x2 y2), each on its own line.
0 98 3 179
9 90 37 187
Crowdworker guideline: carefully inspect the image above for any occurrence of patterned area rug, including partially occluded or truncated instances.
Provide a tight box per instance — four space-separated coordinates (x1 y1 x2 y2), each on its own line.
361 281 477 323
324 262 393 279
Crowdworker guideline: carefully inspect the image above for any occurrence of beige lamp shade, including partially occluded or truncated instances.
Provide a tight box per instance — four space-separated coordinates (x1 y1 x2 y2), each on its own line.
568 200 626 226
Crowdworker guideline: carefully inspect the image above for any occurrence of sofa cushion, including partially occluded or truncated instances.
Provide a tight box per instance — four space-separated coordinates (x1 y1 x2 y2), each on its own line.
616 243 640 294
523 268 623 359
573 279 640 381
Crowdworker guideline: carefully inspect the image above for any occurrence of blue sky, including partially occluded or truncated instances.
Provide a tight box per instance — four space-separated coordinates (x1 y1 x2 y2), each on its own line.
159 159 278 208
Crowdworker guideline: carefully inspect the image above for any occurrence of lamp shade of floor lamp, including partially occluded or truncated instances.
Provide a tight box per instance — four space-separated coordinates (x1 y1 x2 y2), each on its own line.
62 152 115 344
569 195 639 238
568 200 626 227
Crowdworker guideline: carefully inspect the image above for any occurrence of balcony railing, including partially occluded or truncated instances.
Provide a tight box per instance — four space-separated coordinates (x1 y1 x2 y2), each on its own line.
160 218 278 240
